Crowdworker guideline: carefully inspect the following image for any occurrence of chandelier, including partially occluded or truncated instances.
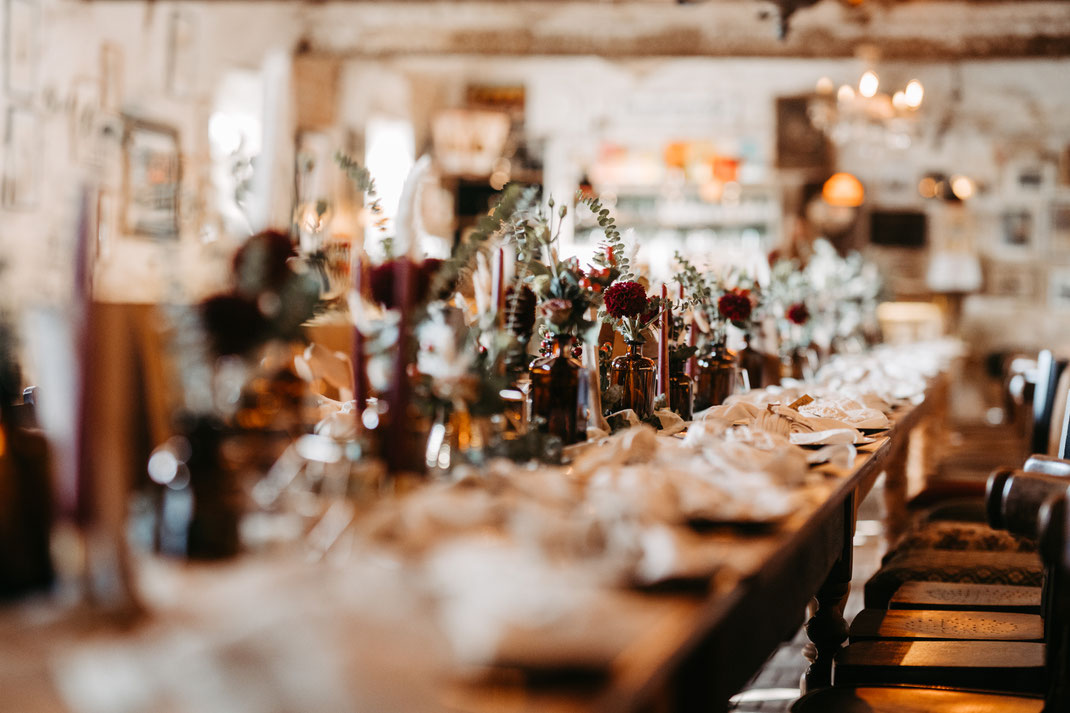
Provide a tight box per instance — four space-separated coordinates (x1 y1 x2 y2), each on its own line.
808 70 925 150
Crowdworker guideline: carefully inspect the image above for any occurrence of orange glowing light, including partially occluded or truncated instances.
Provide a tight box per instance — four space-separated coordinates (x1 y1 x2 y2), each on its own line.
822 172 865 208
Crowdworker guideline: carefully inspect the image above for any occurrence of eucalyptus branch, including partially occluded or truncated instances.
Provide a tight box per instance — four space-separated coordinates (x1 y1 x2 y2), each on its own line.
335 151 387 233
577 191 629 279
428 183 539 301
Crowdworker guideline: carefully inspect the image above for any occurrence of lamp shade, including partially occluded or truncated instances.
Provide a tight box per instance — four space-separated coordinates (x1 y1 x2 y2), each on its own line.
822 172 865 207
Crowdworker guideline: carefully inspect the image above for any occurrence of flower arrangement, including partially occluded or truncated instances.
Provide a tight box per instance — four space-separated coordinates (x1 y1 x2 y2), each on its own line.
199 230 322 358
717 287 754 328
602 279 663 343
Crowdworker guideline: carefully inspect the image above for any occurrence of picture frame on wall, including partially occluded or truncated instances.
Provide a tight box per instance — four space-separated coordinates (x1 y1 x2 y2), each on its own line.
1050 203 1070 255
3 0 39 98
2 105 40 209
1048 267 1070 311
121 117 181 240
998 208 1036 252
984 260 1038 300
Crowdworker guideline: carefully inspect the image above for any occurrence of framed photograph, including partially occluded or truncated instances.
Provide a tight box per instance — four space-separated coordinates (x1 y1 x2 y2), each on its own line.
1050 203 1070 255
1049 267 1070 310
985 260 1038 300
2 105 40 209
1004 155 1056 198
165 10 197 98
777 95 831 171
3 0 39 97
999 208 1036 252
121 117 181 239
1058 145 1070 187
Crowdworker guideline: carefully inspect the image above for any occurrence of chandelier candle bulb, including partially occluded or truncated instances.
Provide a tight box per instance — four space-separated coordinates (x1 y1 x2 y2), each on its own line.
905 79 924 108
859 70 879 98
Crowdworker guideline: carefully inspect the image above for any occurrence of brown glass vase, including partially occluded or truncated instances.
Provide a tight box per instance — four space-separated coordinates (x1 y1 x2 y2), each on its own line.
693 342 739 412
739 335 767 391
529 334 587 445
668 362 694 421
610 340 656 420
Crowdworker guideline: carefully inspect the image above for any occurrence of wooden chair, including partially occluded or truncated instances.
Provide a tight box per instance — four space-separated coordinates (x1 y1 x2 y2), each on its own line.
865 469 1058 609
791 487 1070 712
834 475 1070 694
851 470 1066 643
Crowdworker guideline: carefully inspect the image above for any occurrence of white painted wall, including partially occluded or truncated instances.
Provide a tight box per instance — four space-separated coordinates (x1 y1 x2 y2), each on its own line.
2 1 1070 352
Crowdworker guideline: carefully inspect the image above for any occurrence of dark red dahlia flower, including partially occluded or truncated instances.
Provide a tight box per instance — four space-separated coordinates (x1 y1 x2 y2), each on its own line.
717 288 753 324
604 280 650 319
786 302 810 326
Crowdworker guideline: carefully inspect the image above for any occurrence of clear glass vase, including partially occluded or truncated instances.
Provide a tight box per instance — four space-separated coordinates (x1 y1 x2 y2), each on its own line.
529 334 587 445
610 340 656 420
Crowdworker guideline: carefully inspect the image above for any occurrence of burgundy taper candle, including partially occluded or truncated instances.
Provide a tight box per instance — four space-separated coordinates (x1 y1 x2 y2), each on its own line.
495 246 505 326
385 258 413 474
351 251 368 408
659 283 671 409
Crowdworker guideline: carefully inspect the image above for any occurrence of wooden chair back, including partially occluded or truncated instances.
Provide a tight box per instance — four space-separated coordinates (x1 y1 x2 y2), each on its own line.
1038 487 1069 710
1023 453 1070 478
1031 350 1067 455
988 470 1070 540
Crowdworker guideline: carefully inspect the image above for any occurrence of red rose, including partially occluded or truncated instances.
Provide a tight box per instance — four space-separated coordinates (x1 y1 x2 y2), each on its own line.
786 302 810 325
718 288 753 324
604 280 650 319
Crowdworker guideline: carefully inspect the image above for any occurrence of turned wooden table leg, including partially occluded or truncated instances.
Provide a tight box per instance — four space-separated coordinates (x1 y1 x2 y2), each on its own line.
883 448 909 548
801 493 854 692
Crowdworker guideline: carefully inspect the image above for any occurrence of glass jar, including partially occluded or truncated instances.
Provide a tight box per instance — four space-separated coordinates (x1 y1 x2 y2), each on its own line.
668 361 694 421
529 334 587 445
693 342 739 412
610 340 656 420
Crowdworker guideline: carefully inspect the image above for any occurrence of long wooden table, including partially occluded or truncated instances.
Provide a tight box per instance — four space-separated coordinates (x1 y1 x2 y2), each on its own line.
0 375 947 713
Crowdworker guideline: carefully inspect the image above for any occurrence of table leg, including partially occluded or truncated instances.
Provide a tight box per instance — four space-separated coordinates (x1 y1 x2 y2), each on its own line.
883 448 909 548
801 493 854 692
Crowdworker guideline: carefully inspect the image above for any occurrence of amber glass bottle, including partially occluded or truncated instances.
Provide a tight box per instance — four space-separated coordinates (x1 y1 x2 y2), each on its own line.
530 334 586 444
738 334 766 391
693 342 738 412
610 341 656 419
668 360 694 421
